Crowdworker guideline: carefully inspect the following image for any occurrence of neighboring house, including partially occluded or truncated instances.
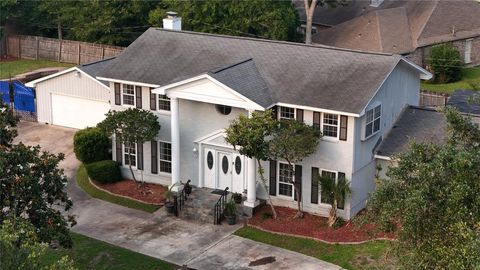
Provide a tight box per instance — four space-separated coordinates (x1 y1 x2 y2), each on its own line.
299 0 480 67
95 15 431 220
26 58 114 129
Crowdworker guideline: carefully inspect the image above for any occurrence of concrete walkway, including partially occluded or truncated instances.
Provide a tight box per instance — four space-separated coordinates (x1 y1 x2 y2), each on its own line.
15 122 342 270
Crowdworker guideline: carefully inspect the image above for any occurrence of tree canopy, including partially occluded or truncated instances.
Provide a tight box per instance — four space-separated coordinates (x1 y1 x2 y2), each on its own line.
364 107 480 269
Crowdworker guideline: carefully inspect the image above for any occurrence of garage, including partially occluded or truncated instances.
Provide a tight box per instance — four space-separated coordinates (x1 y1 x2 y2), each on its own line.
26 58 113 129
51 94 110 129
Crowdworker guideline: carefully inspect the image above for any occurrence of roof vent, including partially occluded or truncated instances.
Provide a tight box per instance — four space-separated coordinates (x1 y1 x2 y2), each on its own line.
163 11 182 31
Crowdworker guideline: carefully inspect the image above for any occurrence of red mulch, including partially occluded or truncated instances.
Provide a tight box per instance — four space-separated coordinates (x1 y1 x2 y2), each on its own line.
94 179 167 205
248 205 395 243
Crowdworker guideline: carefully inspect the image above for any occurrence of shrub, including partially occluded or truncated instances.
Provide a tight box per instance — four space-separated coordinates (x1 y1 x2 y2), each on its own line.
74 127 110 163
85 160 122 183
428 43 462 83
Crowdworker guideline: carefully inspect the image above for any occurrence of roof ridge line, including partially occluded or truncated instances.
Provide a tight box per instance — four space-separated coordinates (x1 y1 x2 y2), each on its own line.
151 28 396 57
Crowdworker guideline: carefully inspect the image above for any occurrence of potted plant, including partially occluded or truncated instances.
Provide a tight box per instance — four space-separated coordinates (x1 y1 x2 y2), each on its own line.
184 179 192 195
224 197 237 225
164 184 177 214
233 192 242 204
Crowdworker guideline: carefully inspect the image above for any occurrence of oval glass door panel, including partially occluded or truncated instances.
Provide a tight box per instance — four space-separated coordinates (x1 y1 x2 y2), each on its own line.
207 151 214 170
235 156 241 174
222 156 229 174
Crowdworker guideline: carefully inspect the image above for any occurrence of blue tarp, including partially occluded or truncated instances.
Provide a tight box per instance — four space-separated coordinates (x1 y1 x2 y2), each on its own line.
0 81 35 112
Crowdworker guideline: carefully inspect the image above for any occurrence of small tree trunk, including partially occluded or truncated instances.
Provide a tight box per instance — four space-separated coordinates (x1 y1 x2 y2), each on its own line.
57 22 63 40
328 200 337 227
257 159 277 219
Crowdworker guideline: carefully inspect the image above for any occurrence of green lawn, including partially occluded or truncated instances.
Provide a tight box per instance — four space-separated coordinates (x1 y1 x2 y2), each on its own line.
421 66 480 94
43 232 176 270
235 227 396 270
0 59 74 79
76 164 161 213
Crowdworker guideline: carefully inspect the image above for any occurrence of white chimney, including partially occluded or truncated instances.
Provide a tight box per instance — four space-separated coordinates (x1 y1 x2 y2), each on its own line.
163 11 182 31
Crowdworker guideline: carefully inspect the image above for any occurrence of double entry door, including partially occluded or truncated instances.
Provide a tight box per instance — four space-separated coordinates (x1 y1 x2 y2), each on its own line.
204 148 245 193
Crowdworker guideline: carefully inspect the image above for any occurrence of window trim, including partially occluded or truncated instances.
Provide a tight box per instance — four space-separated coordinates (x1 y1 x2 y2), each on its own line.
465 38 473 64
318 169 347 210
157 94 171 112
121 84 136 107
158 140 172 174
279 106 296 120
364 104 382 140
321 113 340 140
123 142 137 168
277 162 295 199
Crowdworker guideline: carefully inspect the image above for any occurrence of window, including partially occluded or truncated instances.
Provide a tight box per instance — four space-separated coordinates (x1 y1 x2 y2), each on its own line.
323 113 339 138
159 142 172 173
365 105 381 138
278 163 294 197
124 142 136 167
320 170 336 204
122 84 135 106
280 106 295 120
465 39 472 64
158 94 171 111
215 105 232 115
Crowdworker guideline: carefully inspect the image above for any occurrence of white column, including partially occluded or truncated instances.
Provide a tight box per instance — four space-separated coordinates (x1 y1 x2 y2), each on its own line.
245 110 258 208
170 97 181 191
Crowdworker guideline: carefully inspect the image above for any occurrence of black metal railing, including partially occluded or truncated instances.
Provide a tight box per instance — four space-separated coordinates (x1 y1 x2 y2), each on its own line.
213 187 229 225
173 180 191 217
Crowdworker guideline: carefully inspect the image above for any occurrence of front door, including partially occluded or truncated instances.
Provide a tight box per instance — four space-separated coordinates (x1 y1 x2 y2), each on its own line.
217 151 232 190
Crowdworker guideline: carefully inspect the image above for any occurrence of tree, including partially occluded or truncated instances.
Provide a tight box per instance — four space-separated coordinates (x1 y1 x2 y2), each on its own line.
150 0 302 42
97 108 160 183
363 107 480 269
225 111 278 219
429 43 463 83
303 0 346 44
315 173 351 226
268 119 321 218
0 99 18 147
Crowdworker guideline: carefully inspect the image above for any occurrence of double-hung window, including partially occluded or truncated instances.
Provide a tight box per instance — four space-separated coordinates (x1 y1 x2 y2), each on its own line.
320 170 346 209
365 104 381 138
278 163 294 197
322 113 339 138
122 84 135 106
158 94 171 111
123 142 136 167
280 106 295 120
159 142 172 173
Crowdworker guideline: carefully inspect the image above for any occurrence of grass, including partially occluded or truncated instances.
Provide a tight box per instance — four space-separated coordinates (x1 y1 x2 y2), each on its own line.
43 232 176 270
420 66 480 94
0 59 74 79
235 227 396 270
76 164 161 213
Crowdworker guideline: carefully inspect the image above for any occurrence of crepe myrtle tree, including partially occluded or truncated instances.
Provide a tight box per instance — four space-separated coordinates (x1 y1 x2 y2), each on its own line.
97 108 160 184
268 119 321 218
225 110 278 219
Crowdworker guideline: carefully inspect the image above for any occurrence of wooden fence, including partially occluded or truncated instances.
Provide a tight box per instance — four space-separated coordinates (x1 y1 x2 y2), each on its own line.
6 34 124 64
420 91 449 107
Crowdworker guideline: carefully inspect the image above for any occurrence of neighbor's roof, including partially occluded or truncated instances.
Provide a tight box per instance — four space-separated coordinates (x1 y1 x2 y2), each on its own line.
98 28 429 115
310 0 480 54
376 106 447 158
447 89 480 116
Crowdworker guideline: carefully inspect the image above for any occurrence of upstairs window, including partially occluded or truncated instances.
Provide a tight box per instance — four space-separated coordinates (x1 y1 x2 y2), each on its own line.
122 84 135 106
280 106 295 120
215 105 232 115
365 104 381 138
323 113 339 138
158 94 171 111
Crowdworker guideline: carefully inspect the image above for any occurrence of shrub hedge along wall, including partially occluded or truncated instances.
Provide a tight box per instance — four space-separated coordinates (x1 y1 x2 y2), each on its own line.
85 160 122 183
74 127 110 164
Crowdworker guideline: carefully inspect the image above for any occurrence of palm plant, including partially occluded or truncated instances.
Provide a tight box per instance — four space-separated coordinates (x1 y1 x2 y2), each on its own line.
315 173 352 227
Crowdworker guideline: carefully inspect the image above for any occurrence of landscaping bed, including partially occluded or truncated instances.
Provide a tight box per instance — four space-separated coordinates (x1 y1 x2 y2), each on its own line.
248 205 394 243
93 179 167 205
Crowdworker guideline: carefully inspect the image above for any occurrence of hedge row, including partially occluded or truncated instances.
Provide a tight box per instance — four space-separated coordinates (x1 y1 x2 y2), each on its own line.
85 160 122 183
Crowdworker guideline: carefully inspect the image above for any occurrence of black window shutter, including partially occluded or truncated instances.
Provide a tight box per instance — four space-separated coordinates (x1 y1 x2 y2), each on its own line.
311 167 319 204
294 165 302 201
313 112 321 129
151 140 158 174
340 115 348 141
135 86 142 108
269 160 277 196
114 83 121 105
115 138 122 165
271 106 278 120
296 109 304 122
149 88 156 110
137 142 143 170
337 172 346 209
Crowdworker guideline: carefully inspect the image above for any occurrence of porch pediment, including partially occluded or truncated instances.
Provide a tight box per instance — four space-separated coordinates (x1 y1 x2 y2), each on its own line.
152 74 264 111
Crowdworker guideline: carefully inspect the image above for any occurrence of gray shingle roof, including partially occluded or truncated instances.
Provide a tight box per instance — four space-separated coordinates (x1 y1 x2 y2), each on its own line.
78 58 115 86
376 106 447 157
447 90 480 116
99 28 403 114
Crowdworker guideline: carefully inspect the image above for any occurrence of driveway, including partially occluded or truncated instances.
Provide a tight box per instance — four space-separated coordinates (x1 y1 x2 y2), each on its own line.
15 122 341 270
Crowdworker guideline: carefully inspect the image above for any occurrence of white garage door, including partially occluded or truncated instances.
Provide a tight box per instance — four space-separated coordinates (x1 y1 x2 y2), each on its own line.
51 94 109 129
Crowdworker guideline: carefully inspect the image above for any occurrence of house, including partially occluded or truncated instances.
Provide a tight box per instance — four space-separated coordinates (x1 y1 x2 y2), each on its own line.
26 58 114 129
297 0 480 67
94 14 431 220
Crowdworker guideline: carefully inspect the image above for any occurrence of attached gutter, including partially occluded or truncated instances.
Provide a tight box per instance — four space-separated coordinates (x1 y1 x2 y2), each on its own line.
96 77 160 88
267 102 360 117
